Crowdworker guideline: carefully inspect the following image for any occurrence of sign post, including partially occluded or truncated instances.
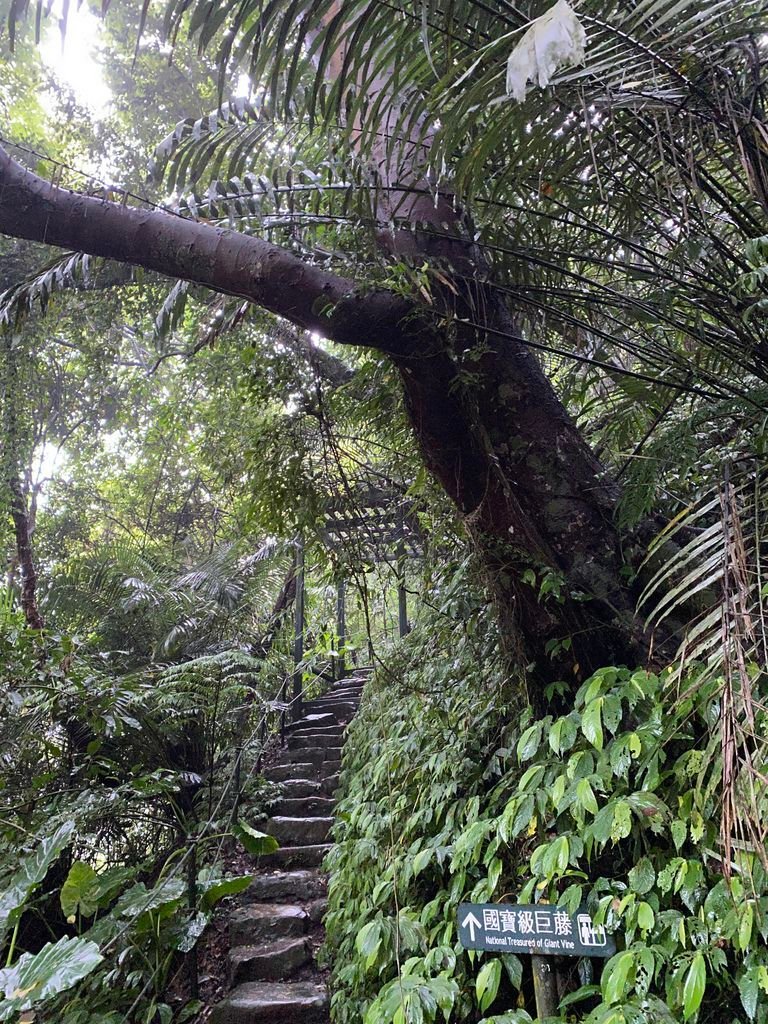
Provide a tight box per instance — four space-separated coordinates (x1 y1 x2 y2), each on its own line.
458 902 616 1020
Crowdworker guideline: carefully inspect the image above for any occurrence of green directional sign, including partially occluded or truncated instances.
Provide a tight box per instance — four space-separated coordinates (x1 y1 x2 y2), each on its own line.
458 902 616 958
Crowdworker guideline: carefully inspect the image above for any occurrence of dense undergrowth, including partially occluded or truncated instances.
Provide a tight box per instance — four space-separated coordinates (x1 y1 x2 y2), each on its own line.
0 620 290 1023
325 561 768 1024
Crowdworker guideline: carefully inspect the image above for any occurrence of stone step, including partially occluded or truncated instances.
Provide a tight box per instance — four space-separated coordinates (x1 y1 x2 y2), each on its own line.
320 774 340 795
285 714 339 732
247 869 327 902
265 816 333 846
229 937 312 984
329 687 363 700
299 703 356 723
303 695 358 709
278 779 323 798
210 981 328 1024
287 729 345 749
265 762 317 783
266 758 341 783
275 796 336 817
304 692 358 705
262 844 331 869
283 746 343 767
306 897 328 923
229 904 308 945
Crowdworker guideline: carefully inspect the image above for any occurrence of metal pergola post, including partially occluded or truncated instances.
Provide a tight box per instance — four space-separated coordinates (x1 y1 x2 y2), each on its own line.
292 536 305 722
397 515 410 638
336 578 346 680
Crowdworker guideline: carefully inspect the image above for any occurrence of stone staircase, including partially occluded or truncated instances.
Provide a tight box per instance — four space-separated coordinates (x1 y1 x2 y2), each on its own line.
210 670 368 1023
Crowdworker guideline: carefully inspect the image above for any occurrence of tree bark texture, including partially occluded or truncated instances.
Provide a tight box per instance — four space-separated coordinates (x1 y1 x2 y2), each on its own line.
1 332 44 629
8 473 43 629
0 146 645 693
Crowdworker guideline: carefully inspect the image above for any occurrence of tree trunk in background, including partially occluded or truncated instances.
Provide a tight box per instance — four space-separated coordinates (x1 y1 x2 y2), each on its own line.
1 332 44 629
0 145 647 700
8 474 43 629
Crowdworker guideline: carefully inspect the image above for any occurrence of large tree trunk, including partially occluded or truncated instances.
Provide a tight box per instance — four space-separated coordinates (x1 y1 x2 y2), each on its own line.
0 146 645 698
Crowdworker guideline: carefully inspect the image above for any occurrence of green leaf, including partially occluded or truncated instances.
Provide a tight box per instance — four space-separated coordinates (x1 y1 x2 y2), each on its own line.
0 936 102 1020
581 698 604 751
591 803 614 845
559 985 600 1008
232 822 279 856
60 861 100 919
476 958 502 1013
0 822 75 941
115 878 186 919
177 1002 204 1024
549 715 577 755
198 874 254 910
671 819 687 852
628 857 655 895
576 777 599 815
478 1013 533 1024
637 901 655 933
602 950 634 1005
738 902 754 952
175 910 209 953
611 801 633 842
517 723 541 762
413 848 432 876
501 953 523 990
739 963 760 1020
683 952 706 1020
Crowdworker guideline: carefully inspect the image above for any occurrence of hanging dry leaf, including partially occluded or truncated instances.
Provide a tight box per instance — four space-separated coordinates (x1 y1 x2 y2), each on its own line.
505 0 586 102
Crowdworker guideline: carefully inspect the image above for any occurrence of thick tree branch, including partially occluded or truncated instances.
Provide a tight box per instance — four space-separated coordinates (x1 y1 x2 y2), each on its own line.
0 146 417 355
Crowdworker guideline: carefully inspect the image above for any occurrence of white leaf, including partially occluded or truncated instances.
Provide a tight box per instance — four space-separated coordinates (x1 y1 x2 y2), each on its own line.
505 0 586 102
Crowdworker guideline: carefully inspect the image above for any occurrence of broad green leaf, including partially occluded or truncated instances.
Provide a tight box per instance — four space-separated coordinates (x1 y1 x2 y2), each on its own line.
232 822 279 857
591 803 614 845
476 958 502 1013
670 819 687 852
60 861 100 919
115 877 186 919
611 801 632 842
413 847 432 876
581 698 604 751
198 874 254 910
576 778 598 815
683 952 706 1020
175 910 209 953
602 950 633 1005
738 902 754 952
637 901 655 933
501 953 523 990
628 857 655 895
0 936 102 1020
0 822 75 941
355 920 382 968
517 723 541 762
478 1013 533 1024
738 963 760 1020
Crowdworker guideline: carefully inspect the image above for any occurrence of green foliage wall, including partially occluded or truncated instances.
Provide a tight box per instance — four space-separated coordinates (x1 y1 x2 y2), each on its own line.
325 564 768 1024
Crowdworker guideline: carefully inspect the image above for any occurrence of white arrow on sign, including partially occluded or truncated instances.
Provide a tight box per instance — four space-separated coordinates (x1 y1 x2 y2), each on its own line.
461 912 482 942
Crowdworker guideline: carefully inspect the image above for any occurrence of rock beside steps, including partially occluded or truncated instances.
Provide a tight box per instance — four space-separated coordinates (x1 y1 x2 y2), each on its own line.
209 670 369 1023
